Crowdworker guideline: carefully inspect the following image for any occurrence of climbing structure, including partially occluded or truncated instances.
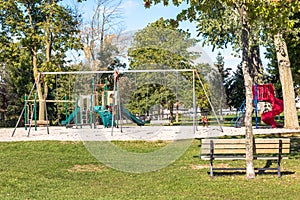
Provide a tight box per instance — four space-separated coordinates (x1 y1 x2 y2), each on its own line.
253 84 284 128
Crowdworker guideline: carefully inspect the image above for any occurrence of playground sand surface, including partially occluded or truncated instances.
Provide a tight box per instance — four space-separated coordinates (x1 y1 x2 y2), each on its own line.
1 125 300 142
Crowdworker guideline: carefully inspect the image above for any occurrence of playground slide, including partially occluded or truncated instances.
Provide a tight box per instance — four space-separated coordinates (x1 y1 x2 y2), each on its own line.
121 106 145 126
94 106 115 128
61 107 80 125
261 98 284 128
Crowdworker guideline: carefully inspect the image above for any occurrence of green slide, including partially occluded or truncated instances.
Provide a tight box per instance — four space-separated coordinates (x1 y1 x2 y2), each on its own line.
94 106 115 128
61 107 80 125
121 106 145 126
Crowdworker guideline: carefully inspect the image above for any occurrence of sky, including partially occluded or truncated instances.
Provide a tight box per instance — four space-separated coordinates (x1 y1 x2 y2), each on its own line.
65 0 254 69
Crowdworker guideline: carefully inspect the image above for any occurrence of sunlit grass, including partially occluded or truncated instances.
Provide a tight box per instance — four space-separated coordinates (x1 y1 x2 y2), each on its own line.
0 139 300 199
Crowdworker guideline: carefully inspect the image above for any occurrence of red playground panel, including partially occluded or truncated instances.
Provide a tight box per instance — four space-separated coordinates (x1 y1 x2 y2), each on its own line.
252 84 275 103
252 83 284 128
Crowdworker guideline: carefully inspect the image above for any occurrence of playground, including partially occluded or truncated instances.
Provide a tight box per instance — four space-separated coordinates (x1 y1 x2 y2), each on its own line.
12 69 204 137
8 68 300 142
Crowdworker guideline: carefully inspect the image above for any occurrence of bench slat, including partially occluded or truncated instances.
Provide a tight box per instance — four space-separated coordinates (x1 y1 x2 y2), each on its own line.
201 143 290 149
202 138 290 144
201 156 289 160
254 138 290 144
201 148 290 154
212 167 280 171
202 139 245 144
201 138 290 155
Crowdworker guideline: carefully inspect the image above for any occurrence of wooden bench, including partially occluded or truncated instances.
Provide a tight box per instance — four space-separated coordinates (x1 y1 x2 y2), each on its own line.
200 138 290 177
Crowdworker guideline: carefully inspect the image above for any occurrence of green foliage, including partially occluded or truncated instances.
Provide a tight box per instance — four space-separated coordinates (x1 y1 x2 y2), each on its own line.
127 18 206 115
143 0 300 108
128 17 199 70
97 41 120 70
0 42 33 125
0 0 82 78
101 57 127 91
0 0 83 124
127 83 176 115
225 64 245 109
265 11 300 97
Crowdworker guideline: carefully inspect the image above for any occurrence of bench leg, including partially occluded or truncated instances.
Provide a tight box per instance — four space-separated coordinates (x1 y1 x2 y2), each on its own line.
210 160 213 177
277 139 282 178
210 140 214 177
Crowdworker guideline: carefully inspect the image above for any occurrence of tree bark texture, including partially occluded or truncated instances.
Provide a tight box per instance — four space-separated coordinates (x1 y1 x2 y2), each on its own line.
239 2 255 179
274 33 299 129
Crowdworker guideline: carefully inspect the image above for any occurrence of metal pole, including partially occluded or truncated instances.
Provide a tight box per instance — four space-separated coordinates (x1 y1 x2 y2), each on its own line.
64 95 68 120
111 71 118 136
41 69 195 75
34 93 37 131
44 97 49 134
90 94 93 128
90 77 94 128
24 94 27 130
193 71 196 134
27 106 33 137
75 97 78 129
194 70 223 132
117 81 123 133
12 82 36 137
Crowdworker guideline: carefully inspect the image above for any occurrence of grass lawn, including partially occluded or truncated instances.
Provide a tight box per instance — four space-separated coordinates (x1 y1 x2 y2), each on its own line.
1 139 300 199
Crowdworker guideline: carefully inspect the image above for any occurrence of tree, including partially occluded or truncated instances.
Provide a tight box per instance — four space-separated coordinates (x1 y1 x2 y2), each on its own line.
80 0 125 70
212 52 231 120
260 0 300 129
144 0 300 178
225 64 245 109
0 43 33 126
284 12 300 96
195 63 212 112
143 0 258 178
128 18 199 69
285 12 300 97
0 0 82 123
236 1 255 179
127 18 201 118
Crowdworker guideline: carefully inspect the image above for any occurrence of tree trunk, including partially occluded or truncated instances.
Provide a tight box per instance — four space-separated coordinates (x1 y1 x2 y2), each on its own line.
37 83 46 122
239 2 255 179
28 5 47 123
32 46 45 122
250 35 265 123
250 36 263 85
274 33 299 129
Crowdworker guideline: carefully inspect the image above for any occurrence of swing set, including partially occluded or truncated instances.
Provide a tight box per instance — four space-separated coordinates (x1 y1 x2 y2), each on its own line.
12 69 223 136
